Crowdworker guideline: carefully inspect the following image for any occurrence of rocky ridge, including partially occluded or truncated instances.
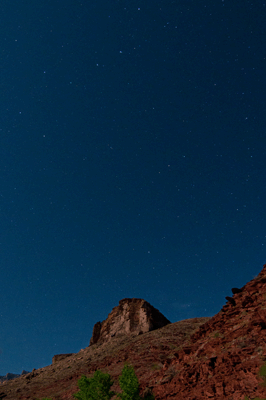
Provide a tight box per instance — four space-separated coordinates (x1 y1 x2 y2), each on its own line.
0 370 29 384
1 264 266 399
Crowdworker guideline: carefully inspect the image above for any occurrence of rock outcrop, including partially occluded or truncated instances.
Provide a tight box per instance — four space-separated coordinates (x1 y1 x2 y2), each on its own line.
52 353 74 364
0 370 28 383
89 298 171 346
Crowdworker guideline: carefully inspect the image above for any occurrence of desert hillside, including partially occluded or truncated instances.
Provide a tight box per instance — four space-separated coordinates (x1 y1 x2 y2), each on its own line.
1 264 266 399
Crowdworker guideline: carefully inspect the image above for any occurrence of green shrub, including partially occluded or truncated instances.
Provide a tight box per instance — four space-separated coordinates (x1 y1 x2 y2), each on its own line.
259 363 266 387
117 364 154 400
244 397 266 400
116 364 141 400
72 364 155 400
72 370 115 400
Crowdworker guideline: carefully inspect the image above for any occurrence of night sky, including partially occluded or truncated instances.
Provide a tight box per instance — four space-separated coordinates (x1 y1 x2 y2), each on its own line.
0 0 266 375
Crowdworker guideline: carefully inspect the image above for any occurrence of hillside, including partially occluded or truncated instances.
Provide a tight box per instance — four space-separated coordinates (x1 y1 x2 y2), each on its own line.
1 264 266 400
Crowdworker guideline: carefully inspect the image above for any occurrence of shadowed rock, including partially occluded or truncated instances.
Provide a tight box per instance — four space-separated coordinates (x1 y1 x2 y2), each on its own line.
231 287 242 294
90 321 102 345
225 296 236 306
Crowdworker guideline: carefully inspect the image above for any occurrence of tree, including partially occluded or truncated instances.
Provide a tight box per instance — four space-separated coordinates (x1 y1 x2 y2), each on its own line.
73 370 115 400
72 365 155 400
116 363 140 400
117 363 154 400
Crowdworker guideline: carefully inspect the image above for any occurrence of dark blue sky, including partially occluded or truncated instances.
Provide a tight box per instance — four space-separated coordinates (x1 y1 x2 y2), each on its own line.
0 0 266 375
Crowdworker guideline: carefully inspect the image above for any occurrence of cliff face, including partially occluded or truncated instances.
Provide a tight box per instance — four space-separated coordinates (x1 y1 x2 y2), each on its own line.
151 264 266 400
89 298 171 345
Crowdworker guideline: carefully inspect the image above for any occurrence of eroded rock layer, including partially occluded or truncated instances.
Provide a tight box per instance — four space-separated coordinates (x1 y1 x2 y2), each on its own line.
89 298 171 345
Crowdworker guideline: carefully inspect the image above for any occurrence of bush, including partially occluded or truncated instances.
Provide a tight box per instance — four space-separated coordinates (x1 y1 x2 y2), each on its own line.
117 364 154 400
116 364 141 400
72 370 115 400
259 363 266 387
72 364 155 400
244 397 266 400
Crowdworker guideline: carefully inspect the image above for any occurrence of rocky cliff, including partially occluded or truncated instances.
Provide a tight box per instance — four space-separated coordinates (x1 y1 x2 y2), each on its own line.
89 298 171 345
151 264 266 400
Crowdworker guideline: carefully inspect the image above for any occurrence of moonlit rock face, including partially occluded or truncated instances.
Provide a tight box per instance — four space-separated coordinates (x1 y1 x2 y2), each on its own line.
89 298 171 346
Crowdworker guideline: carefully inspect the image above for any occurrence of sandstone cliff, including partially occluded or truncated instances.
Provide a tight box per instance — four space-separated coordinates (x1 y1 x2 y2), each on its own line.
89 298 171 346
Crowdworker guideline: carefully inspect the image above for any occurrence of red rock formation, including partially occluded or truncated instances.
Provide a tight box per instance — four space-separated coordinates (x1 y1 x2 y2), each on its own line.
90 298 171 345
151 264 266 400
2 266 266 400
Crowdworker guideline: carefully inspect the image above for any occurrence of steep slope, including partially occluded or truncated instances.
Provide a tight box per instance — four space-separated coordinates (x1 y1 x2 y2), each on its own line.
0 317 209 399
151 264 266 400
